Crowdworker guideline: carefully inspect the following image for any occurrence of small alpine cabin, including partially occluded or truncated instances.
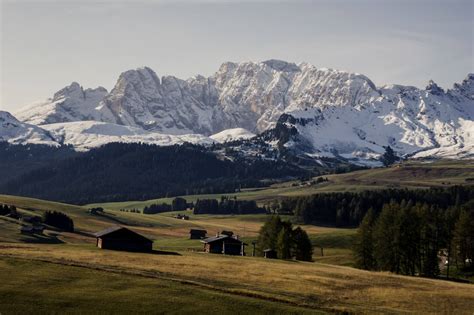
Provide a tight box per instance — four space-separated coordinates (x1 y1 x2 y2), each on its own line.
94 226 153 252
189 229 207 239
263 248 278 259
201 233 247 256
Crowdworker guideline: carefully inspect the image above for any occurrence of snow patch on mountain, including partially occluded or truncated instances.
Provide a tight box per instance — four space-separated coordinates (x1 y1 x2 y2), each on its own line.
15 82 107 125
0 111 57 146
280 73 474 161
210 128 255 143
41 120 213 151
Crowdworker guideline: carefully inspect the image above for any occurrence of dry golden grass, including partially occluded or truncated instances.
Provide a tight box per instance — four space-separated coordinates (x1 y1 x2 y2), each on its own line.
0 243 473 314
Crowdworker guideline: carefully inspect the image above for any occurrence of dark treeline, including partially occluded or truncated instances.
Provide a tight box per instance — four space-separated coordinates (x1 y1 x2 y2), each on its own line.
277 186 474 227
143 203 172 214
1 142 309 204
257 216 313 261
143 198 191 214
354 200 474 279
194 196 264 215
0 143 76 186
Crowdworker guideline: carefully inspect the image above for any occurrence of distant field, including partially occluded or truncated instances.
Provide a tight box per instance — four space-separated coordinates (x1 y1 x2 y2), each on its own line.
88 160 474 210
0 243 473 314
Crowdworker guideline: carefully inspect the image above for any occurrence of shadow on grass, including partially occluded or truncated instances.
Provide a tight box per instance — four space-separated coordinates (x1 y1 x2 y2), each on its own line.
21 233 64 244
151 249 181 256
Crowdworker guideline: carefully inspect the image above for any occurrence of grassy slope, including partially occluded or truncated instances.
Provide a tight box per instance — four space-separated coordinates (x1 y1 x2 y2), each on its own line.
88 160 474 210
0 194 356 265
0 244 473 314
0 257 315 315
0 161 473 313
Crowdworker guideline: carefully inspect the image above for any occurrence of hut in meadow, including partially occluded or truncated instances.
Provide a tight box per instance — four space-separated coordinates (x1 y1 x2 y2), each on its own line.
201 233 247 256
263 249 277 259
94 226 153 252
189 229 207 239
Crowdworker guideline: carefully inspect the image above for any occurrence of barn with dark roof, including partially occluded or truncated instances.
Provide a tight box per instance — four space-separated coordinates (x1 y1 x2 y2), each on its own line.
201 233 247 256
94 226 153 252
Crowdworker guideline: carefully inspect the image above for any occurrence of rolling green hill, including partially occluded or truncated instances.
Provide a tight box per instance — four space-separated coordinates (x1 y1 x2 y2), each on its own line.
89 160 474 211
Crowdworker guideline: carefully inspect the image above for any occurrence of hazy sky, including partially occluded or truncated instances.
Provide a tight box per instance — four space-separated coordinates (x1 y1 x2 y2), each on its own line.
1 0 473 111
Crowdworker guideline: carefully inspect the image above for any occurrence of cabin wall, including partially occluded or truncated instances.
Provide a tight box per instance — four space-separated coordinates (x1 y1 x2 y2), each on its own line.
98 238 152 252
190 232 206 239
223 242 243 256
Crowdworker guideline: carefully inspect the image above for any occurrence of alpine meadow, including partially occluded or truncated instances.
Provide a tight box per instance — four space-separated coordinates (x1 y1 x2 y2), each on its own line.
1 0 473 314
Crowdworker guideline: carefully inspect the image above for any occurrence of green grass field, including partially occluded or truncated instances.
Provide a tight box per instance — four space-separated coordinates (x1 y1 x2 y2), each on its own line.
1 243 473 314
0 257 317 314
0 160 473 313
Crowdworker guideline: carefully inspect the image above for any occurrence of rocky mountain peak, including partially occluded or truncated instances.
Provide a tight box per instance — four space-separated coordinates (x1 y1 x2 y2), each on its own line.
53 82 83 100
426 80 444 95
262 59 300 72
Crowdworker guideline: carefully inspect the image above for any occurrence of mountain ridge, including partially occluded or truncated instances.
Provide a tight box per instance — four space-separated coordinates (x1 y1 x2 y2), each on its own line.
7 60 474 163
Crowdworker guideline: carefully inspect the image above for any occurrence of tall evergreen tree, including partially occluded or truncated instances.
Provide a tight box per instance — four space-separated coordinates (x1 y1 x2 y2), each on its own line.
277 226 293 259
373 202 401 272
354 208 376 270
452 209 474 268
256 216 284 255
380 146 398 166
292 227 313 261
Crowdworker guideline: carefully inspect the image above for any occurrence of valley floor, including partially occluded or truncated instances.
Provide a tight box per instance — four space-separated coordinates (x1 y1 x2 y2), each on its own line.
0 243 473 314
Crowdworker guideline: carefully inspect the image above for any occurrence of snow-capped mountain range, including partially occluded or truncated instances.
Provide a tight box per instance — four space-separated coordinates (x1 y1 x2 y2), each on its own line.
3 60 474 162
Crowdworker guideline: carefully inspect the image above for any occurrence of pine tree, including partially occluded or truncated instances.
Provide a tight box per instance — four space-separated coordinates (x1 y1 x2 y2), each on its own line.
292 227 313 261
380 146 398 166
354 208 376 270
452 209 474 268
373 202 401 272
256 216 283 255
277 227 292 259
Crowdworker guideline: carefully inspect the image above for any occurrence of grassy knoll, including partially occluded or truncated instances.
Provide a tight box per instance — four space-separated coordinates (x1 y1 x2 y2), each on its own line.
88 160 474 211
0 257 316 314
0 243 473 314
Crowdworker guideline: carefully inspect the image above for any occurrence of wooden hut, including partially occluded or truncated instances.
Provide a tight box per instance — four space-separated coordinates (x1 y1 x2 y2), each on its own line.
189 229 207 239
201 234 247 256
94 226 153 252
263 249 277 259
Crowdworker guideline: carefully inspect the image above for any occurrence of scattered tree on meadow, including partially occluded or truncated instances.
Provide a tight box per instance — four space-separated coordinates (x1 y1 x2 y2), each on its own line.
277 225 293 259
257 216 313 261
42 211 74 232
292 227 313 261
380 146 399 166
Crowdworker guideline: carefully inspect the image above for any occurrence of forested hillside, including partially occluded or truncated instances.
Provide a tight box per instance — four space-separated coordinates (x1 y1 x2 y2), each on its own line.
275 186 474 227
0 143 309 204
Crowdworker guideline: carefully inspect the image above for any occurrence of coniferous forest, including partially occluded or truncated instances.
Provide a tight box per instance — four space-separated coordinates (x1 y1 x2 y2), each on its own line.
0 142 309 204
273 186 473 227
354 199 474 278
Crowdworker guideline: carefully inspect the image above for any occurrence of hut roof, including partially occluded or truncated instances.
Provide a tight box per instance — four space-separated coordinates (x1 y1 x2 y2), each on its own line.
263 248 276 252
94 226 152 242
201 234 247 245
190 229 207 233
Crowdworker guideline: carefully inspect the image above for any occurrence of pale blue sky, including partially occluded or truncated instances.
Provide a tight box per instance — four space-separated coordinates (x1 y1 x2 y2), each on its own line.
1 0 473 111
